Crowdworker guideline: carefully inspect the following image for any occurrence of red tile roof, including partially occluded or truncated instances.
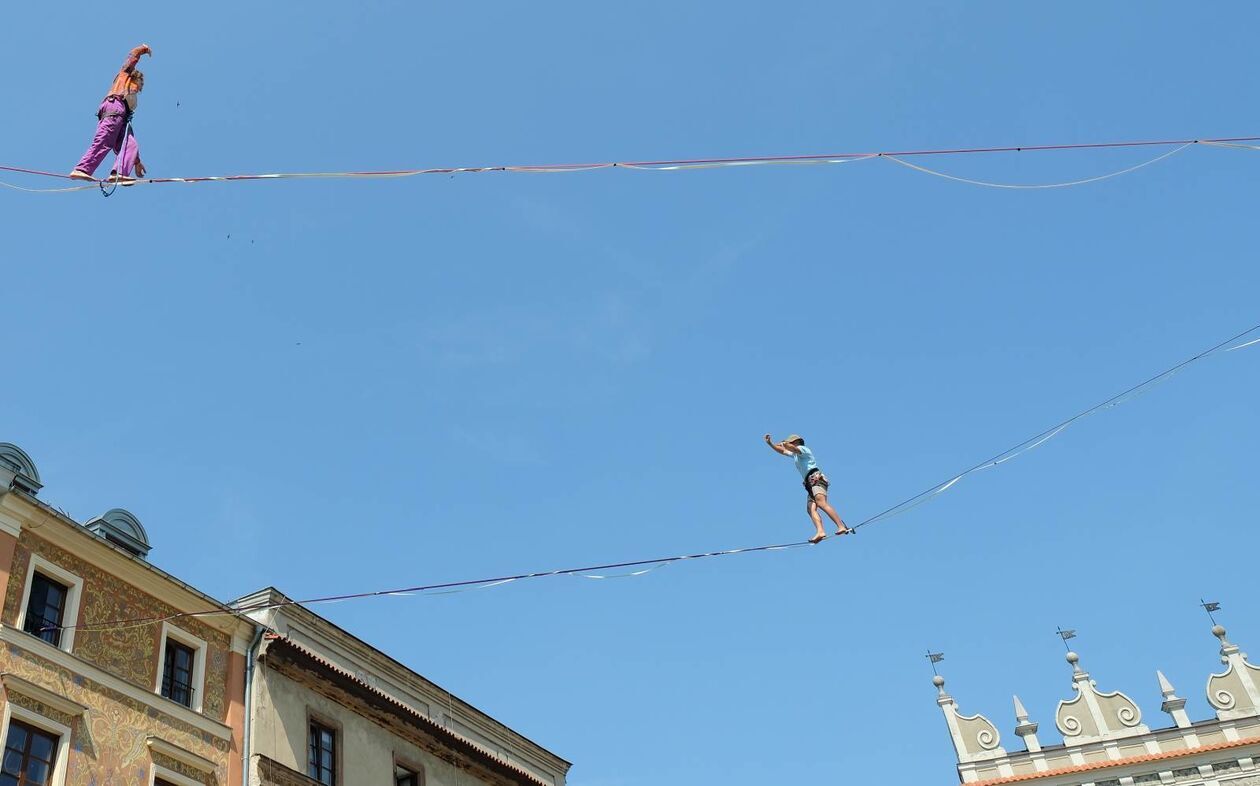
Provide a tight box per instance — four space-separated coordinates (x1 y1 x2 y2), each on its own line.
969 734 1260 786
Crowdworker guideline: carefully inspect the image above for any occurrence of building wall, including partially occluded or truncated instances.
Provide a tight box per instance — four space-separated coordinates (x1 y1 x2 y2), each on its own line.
239 593 569 786
0 519 243 785
0 627 234 784
253 663 515 786
1 531 233 720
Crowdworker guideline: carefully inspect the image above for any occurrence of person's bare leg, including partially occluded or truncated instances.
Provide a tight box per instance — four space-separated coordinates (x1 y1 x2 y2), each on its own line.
807 499 826 543
816 493 851 535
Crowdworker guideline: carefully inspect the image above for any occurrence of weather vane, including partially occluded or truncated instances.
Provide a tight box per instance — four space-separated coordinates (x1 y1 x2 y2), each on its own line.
1201 599 1221 625
925 649 945 676
1056 626 1076 652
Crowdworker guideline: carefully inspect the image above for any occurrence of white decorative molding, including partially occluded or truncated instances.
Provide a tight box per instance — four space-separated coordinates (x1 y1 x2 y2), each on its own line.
148 764 202 786
1054 652 1148 745
1208 627 1260 721
154 622 208 713
0 624 231 740
934 676 1006 762
0 673 88 716
1 699 72 786
231 632 255 656
146 736 217 773
975 724 999 750
0 506 23 538
15 554 85 654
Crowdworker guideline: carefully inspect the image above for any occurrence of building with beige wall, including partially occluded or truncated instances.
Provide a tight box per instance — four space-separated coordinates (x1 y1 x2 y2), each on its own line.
935 620 1260 786
0 442 258 786
234 587 570 786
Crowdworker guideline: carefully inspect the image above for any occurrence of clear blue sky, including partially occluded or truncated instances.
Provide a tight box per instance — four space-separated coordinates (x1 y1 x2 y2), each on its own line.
6 3 1260 784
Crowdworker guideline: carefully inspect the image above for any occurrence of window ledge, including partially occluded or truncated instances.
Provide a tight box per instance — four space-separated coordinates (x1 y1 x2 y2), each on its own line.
147 736 217 774
0 673 88 717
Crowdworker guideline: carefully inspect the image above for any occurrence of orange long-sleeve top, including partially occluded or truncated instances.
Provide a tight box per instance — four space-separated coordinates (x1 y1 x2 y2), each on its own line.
104 45 148 101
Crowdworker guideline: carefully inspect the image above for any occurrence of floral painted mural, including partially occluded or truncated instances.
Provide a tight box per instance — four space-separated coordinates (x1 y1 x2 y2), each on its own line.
1 640 230 785
0 530 238 784
2 533 231 720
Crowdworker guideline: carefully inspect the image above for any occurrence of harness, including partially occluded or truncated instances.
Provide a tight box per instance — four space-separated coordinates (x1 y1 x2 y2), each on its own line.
803 468 828 492
96 97 135 198
97 95 134 123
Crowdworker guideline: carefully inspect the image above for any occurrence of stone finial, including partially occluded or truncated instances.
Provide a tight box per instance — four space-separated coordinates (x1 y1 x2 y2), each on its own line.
1013 694 1042 752
934 675 1006 763
1055 650 1148 745
1158 670 1191 728
1206 625 1260 720
1066 651 1082 673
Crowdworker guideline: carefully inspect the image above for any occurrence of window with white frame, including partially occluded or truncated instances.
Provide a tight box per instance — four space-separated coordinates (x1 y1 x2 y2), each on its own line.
154 624 207 713
0 702 71 786
16 557 84 654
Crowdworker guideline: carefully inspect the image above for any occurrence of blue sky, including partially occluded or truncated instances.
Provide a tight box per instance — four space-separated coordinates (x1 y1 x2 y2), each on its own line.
5 3 1260 784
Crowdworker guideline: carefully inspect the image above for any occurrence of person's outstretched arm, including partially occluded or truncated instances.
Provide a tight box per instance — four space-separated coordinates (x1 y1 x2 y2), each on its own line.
764 434 793 456
120 44 152 74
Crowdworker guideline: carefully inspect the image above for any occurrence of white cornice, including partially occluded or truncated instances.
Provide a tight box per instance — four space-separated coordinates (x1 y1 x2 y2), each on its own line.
0 506 22 538
146 736 218 773
0 624 231 740
1 673 89 717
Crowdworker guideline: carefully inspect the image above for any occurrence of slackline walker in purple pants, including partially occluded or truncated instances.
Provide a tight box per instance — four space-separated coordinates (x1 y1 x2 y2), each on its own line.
70 44 151 182
74 97 140 178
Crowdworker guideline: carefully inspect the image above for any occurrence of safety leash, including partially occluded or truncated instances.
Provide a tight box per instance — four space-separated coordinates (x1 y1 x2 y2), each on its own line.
97 119 132 198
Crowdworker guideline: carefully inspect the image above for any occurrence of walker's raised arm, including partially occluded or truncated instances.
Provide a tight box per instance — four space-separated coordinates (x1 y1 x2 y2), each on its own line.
120 44 152 74
764 434 791 456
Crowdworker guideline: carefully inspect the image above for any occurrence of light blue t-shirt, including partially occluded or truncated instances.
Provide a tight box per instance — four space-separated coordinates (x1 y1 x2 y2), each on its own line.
792 445 818 479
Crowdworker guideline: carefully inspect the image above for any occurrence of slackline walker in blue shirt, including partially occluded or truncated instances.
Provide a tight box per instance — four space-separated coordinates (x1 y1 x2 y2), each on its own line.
765 433 853 544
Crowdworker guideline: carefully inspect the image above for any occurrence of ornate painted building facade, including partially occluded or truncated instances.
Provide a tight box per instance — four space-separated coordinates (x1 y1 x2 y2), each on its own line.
936 623 1260 786
233 587 571 786
0 443 257 786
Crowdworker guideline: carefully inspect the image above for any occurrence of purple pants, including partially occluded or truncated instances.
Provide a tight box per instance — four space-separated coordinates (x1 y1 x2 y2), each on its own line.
74 97 138 177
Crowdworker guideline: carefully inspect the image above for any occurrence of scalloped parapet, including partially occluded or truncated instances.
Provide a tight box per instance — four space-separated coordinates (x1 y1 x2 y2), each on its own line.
934 675 1006 762
1206 625 1260 720
1054 652 1148 744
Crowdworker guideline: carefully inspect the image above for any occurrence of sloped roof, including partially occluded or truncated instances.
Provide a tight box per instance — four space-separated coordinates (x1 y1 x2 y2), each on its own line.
263 634 552 786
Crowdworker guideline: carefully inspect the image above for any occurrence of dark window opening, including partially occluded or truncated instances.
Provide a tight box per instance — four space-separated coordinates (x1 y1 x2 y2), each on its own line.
308 721 336 785
1 719 58 786
396 764 420 786
160 639 196 708
22 573 68 648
